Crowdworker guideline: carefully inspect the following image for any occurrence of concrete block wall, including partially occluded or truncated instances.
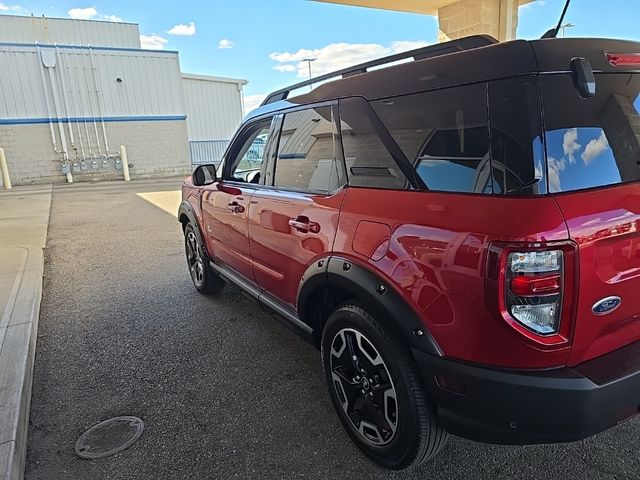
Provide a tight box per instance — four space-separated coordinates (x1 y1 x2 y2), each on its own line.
437 0 518 42
0 120 191 185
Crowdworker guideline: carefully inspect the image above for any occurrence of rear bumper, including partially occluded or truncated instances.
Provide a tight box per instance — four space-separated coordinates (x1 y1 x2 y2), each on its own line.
413 341 640 445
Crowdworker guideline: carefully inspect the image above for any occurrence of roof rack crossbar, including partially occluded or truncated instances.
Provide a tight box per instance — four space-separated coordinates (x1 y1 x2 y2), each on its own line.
261 35 497 106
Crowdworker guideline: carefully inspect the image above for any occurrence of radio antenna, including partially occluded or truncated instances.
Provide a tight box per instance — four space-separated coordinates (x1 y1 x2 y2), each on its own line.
541 0 571 39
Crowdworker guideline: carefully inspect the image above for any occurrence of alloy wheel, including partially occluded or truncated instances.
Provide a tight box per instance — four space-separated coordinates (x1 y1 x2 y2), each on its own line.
329 328 398 446
185 230 204 285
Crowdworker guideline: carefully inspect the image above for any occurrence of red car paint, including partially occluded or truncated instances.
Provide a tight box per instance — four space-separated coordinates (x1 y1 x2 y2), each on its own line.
181 37 640 376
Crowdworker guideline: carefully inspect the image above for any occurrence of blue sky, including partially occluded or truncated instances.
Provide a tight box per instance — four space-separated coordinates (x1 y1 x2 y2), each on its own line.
2 0 640 110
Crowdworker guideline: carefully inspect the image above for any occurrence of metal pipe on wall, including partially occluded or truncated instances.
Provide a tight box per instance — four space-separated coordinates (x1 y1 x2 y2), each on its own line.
74 53 94 158
81 50 103 156
66 52 86 160
36 43 59 154
55 45 76 153
42 48 70 161
89 47 110 153
47 66 69 159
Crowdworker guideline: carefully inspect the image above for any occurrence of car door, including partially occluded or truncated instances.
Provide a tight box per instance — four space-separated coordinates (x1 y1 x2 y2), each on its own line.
201 117 274 282
248 104 347 308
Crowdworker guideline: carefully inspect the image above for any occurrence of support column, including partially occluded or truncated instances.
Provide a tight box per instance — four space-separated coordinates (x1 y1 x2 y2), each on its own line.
438 0 519 43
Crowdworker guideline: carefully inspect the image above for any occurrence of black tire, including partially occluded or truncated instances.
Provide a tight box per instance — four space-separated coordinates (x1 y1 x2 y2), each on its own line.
321 303 447 470
184 223 225 294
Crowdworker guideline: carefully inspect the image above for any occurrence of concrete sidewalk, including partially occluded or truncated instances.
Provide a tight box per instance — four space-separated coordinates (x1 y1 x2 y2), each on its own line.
0 185 51 480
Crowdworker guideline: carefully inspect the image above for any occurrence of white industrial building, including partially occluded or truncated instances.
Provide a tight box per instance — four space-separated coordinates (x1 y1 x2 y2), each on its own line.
0 14 246 185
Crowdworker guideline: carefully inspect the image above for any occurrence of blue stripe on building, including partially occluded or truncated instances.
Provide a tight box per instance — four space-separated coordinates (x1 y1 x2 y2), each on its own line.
0 115 187 125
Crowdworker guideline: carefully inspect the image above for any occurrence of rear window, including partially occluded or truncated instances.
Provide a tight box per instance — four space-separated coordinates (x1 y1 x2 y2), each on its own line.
371 79 545 195
540 73 640 193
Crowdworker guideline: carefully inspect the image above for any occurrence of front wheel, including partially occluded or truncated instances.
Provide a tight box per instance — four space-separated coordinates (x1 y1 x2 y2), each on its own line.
184 223 225 294
321 303 447 469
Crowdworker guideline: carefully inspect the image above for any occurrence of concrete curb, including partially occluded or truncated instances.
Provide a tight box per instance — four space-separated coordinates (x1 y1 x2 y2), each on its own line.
0 246 44 480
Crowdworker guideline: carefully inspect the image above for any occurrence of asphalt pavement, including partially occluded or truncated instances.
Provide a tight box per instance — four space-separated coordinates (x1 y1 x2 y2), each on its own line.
25 178 640 480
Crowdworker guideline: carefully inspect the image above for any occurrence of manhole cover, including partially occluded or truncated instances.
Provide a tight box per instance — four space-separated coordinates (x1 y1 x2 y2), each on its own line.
75 416 144 459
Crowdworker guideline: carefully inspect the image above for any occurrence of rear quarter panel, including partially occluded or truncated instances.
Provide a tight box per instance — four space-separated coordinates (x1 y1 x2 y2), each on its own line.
335 187 570 368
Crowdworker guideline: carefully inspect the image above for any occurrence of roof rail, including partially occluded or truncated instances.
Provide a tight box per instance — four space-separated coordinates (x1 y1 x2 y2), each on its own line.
261 35 498 106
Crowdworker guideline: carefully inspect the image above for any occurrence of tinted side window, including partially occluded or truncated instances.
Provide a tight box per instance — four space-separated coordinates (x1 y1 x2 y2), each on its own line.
489 76 546 194
274 106 342 192
339 97 408 190
541 74 640 193
371 84 492 193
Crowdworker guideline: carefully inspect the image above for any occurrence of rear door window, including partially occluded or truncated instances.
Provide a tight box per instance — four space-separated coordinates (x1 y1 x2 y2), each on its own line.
540 74 640 193
273 106 344 193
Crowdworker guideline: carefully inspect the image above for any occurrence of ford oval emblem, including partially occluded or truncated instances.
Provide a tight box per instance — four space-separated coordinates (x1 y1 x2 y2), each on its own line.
592 296 621 315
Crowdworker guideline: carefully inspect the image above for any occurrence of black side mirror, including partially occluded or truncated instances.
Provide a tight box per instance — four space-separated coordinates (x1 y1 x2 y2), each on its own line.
192 164 217 186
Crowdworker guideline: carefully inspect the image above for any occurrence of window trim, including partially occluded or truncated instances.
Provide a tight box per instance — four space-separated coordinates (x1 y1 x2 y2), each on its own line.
220 116 275 184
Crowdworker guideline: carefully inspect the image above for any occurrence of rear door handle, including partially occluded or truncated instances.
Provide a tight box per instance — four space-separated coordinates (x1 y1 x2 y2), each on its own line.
288 216 320 234
227 201 245 214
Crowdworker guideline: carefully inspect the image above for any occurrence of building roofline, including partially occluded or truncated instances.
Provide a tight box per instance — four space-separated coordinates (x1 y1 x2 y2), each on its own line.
0 41 179 55
181 73 248 86
0 13 138 26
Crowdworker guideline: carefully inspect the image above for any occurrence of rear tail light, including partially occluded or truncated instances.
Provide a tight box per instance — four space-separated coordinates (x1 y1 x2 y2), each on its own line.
485 242 577 348
506 250 563 335
606 53 640 67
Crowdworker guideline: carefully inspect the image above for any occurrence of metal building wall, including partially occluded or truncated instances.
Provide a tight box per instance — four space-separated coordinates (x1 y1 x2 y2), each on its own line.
0 44 183 120
181 74 246 165
0 15 141 48
0 41 191 184
181 74 245 141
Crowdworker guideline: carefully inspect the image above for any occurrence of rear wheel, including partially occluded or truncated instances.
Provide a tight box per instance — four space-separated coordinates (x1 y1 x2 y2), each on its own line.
184 223 225 294
321 303 447 469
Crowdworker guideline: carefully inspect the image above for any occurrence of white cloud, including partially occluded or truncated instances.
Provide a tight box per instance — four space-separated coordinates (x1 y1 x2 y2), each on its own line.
547 155 566 192
582 130 609 165
520 0 546 10
218 39 235 49
140 34 168 50
102 14 122 22
390 40 429 53
67 6 122 21
273 64 297 73
167 21 196 36
269 40 428 79
562 128 581 163
68 6 97 19
0 2 26 13
244 94 266 114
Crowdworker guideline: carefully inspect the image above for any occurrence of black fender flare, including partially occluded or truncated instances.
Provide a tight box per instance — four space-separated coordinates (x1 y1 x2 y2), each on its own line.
297 256 442 356
178 200 211 259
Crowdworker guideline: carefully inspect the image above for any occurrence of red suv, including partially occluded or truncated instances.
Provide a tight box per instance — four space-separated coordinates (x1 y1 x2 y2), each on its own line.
179 35 640 469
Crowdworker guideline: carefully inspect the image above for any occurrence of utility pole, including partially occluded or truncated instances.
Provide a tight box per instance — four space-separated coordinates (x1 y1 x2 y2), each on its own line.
559 22 575 37
303 58 316 90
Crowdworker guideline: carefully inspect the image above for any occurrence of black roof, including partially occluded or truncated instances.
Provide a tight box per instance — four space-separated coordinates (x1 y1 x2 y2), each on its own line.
248 36 640 121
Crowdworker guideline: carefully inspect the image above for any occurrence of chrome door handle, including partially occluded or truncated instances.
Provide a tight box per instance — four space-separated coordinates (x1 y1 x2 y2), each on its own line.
288 216 320 233
227 201 245 214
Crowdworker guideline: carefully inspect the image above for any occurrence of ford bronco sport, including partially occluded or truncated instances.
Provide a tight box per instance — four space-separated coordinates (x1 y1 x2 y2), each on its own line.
179 35 640 469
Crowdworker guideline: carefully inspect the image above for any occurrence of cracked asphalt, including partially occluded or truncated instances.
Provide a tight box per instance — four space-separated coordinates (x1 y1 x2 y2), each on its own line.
25 178 640 479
